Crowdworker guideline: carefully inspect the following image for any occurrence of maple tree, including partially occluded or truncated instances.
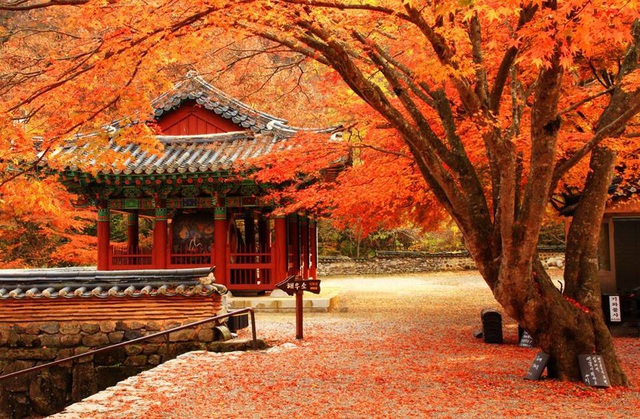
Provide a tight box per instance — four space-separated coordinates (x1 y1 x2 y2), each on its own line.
1 0 640 385
0 176 96 267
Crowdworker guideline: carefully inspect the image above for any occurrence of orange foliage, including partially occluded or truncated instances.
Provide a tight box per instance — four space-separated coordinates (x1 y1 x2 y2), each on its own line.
0 177 96 267
0 0 638 252
1 0 640 383
0 0 638 259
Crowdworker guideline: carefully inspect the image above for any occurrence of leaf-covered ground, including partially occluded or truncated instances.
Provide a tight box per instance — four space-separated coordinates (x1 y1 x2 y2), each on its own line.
54 272 640 418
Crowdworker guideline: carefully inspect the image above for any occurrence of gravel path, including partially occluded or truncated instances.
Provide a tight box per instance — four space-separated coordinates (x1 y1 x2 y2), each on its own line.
53 271 640 418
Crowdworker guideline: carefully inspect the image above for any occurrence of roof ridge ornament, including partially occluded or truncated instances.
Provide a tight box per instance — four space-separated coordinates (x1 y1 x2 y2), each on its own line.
186 69 199 79
265 120 277 130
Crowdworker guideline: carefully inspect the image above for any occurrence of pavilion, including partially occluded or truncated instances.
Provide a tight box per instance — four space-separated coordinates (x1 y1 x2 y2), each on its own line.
53 71 342 293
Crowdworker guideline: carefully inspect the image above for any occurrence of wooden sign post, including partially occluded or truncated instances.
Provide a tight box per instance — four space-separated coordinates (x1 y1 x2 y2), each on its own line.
275 275 321 339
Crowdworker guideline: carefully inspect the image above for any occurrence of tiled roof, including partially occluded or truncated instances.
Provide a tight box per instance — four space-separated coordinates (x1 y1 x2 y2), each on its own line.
0 267 226 299
50 71 340 176
56 131 286 175
153 71 296 135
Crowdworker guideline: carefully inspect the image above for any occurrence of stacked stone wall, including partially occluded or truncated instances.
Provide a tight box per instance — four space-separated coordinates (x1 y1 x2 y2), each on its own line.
317 251 564 276
0 320 256 418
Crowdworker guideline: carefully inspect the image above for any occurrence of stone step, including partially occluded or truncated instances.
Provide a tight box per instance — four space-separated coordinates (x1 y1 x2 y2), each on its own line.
229 288 341 313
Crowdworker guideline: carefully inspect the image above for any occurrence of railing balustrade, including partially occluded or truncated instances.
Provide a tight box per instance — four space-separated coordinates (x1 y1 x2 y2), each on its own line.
111 244 153 268
170 242 212 266
229 244 274 289
108 243 275 290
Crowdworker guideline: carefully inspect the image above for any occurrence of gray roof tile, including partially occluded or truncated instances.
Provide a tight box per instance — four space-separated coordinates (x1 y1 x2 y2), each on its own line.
53 72 340 175
0 267 225 299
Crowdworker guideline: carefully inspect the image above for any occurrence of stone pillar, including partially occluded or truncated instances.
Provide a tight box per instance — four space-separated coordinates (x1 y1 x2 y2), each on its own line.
153 204 168 269
274 216 288 281
214 206 229 286
126 211 139 252
97 204 110 270
288 214 300 276
309 220 318 279
300 217 309 278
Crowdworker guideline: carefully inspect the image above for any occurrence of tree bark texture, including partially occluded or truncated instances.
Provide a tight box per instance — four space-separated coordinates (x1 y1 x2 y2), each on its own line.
556 147 625 384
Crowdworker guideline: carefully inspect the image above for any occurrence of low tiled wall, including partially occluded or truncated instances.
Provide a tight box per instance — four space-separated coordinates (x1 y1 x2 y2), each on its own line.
0 319 257 418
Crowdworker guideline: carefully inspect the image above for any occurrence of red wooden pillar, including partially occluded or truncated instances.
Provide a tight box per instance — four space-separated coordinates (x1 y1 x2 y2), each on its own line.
300 217 309 278
288 215 300 275
97 203 111 270
154 203 168 269
274 216 288 281
214 206 229 286
127 211 139 252
310 220 318 279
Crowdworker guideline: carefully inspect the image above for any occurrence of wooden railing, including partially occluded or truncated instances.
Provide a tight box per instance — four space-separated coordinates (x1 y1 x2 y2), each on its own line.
229 244 274 290
111 245 153 269
170 242 212 267
109 243 276 291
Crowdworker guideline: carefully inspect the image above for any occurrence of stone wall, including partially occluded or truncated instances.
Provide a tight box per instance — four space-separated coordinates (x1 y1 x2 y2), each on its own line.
317 251 565 276
0 319 257 418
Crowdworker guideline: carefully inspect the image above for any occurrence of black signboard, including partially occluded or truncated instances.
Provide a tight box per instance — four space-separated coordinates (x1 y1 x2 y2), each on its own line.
275 275 321 296
579 354 611 387
519 331 535 348
525 352 549 380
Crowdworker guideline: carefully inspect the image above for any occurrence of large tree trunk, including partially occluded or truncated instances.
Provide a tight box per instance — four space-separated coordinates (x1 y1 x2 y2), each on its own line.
562 146 628 385
488 248 594 381
486 146 627 385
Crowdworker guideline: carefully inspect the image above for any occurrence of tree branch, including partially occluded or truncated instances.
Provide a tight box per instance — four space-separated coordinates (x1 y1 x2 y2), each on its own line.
0 0 88 11
489 4 538 113
469 12 489 107
556 87 615 117
552 90 640 183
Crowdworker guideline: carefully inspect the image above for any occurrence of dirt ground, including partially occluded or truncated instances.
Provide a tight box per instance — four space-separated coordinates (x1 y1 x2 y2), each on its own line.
53 271 640 418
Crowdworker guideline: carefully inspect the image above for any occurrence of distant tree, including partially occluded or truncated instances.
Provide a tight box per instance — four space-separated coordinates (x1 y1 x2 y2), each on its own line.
0 177 95 267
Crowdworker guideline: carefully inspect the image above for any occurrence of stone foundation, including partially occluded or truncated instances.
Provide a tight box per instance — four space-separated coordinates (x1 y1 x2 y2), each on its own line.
0 320 260 418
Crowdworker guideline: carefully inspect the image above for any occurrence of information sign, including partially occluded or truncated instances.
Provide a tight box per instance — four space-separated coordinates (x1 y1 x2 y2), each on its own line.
579 354 611 387
519 331 534 348
525 352 549 380
275 275 322 340
275 275 321 296
609 296 622 322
